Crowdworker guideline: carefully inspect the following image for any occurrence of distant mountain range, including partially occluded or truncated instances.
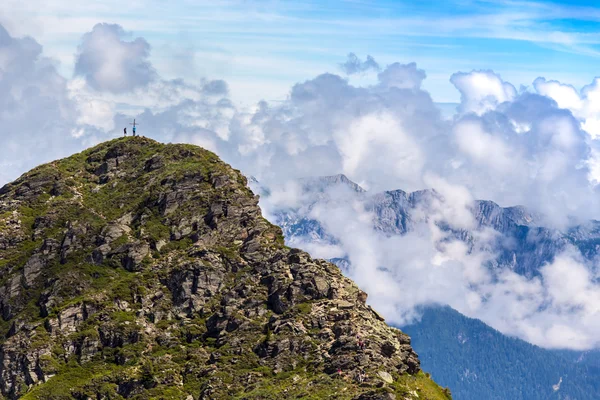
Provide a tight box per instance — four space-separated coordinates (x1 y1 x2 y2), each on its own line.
265 174 600 277
254 174 600 400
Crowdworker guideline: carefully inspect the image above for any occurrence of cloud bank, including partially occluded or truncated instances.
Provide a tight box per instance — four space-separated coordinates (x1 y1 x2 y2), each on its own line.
1 22 600 349
294 185 600 350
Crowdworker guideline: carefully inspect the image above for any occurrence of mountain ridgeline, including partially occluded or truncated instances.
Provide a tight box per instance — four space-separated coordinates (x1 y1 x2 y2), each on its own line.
273 174 600 279
0 137 450 399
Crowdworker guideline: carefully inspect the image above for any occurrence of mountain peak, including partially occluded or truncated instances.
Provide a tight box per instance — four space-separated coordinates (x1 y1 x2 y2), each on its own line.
300 174 366 193
0 137 449 399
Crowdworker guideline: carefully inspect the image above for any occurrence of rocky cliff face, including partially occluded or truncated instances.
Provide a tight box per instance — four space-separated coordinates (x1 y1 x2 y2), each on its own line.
0 138 450 399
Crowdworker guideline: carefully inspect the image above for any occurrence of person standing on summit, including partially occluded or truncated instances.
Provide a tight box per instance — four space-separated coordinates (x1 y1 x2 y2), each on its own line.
124 127 127 137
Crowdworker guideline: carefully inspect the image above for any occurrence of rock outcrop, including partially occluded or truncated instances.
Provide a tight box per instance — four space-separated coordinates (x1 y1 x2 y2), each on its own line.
0 138 451 399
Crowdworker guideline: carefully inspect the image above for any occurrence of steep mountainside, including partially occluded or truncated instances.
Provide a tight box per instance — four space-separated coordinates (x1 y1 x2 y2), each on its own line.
0 138 450 400
403 307 600 400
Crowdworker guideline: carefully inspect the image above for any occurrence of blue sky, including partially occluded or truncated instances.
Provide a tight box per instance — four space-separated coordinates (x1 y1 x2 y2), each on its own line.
4 0 600 106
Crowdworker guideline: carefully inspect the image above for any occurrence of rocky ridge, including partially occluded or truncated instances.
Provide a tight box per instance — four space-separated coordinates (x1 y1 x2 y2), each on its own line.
0 138 450 399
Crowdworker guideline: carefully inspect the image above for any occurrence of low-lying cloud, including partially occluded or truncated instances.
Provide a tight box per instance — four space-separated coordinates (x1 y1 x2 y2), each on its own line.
256 175 600 349
287 184 600 350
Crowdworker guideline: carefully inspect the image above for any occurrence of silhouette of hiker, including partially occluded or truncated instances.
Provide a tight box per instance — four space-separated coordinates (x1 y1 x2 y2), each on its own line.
133 126 136 137
124 127 127 137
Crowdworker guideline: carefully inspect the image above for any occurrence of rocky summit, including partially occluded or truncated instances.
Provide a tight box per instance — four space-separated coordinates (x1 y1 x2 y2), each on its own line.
0 137 450 400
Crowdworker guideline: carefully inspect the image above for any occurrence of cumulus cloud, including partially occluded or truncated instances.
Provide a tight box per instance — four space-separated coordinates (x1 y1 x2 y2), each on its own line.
202 79 229 96
0 24 103 184
533 78 583 112
451 70 517 115
227 67 598 228
334 112 424 185
74 23 156 93
451 92 595 227
339 52 380 75
377 62 426 90
452 118 514 173
227 67 445 193
534 76 600 140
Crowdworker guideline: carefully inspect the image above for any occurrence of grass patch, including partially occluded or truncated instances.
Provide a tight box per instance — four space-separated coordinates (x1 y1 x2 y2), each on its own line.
22 360 121 400
391 371 453 400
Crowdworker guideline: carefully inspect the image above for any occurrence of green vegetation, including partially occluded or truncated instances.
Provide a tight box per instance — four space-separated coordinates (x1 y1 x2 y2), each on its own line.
160 237 193 254
404 306 600 400
0 137 449 400
295 302 313 315
22 361 121 400
139 212 170 242
391 371 453 400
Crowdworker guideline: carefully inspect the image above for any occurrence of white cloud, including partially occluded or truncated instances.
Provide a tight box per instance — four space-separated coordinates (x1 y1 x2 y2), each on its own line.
228 67 598 228
482 251 600 349
339 52 380 75
451 70 517 115
422 173 475 231
534 76 600 140
587 148 600 185
277 182 600 349
334 112 424 185
226 66 445 193
74 23 156 93
68 77 116 131
0 24 104 184
377 62 426 90
453 118 514 173
533 77 583 111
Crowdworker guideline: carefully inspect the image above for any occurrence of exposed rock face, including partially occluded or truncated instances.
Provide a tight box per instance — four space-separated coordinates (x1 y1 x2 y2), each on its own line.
0 138 450 399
